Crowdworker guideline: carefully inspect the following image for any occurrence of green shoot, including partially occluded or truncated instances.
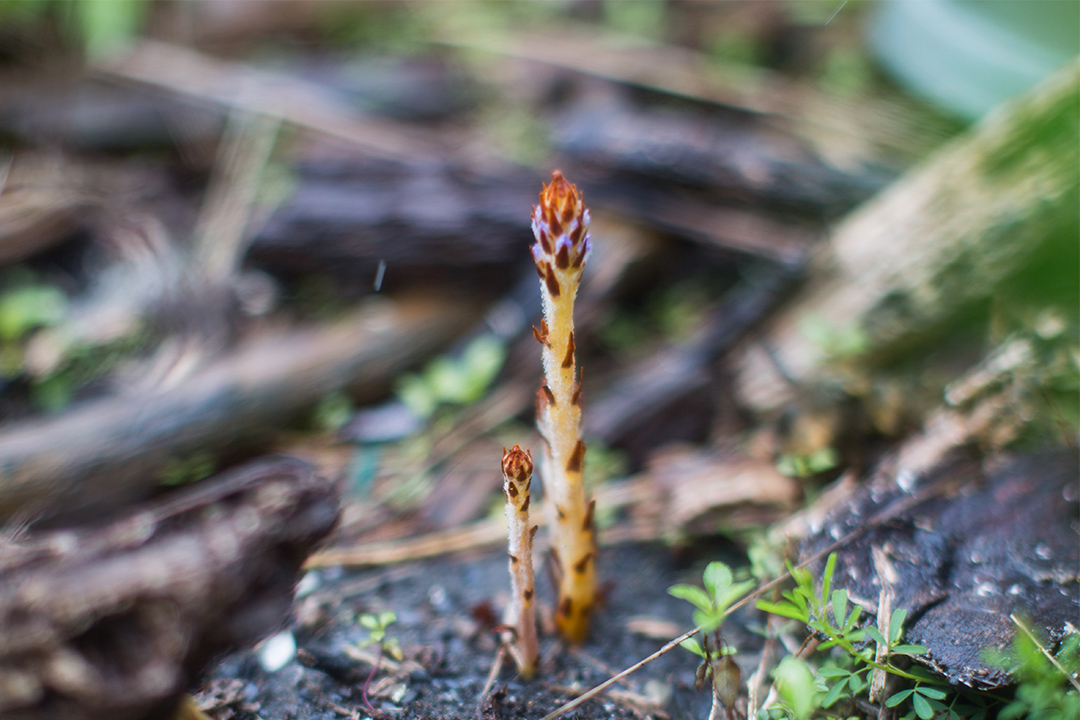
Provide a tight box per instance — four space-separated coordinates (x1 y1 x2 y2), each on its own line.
668 561 755 634
358 610 403 662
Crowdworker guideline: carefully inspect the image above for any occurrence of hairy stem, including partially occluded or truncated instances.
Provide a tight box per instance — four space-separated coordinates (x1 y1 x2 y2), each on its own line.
502 445 539 678
531 170 596 644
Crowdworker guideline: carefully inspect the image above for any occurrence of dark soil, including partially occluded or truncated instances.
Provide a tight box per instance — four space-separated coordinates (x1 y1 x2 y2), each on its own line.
200 543 757 720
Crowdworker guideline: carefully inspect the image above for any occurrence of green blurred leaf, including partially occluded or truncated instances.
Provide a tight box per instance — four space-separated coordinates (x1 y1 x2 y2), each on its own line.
76 0 146 59
773 656 818 720
0 284 66 341
756 600 809 622
679 637 705 657
889 608 909 644
703 561 733 599
668 584 713 614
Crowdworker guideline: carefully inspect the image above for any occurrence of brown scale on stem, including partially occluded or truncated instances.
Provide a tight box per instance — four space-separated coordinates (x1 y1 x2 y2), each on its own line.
530 170 596 644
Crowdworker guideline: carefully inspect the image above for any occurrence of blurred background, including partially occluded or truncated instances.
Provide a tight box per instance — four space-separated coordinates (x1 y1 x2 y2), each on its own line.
0 0 1074 522
0 1 1077 719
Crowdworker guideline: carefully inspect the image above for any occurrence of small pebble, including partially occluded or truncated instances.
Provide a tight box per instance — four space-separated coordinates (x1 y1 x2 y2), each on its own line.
258 630 297 673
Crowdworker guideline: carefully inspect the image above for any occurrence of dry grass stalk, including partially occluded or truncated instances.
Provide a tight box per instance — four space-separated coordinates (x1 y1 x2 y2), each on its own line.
531 170 596 644
502 445 540 678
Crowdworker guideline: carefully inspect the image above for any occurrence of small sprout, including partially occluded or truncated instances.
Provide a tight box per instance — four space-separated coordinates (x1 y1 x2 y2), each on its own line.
776 447 838 478
669 561 755 632
502 445 539 679
358 611 402 662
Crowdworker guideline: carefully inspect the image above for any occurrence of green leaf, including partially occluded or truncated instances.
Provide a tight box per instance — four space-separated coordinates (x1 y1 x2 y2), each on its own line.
912 692 933 719
846 604 863 631
886 689 914 707
679 638 705 657
917 687 947 700
718 579 756 612
703 562 734 600
773 656 818 720
893 644 928 656
76 0 147 59
756 600 809 622
865 625 888 648
693 608 724 632
397 373 437 418
816 667 851 679
998 702 1026 720
668 584 714 613
906 665 940 682
806 446 839 473
822 679 846 708
821 553 837 604
0 284 66 341
890 608 909 644
459 334 506 402
678 643 704 660
831 589 848 627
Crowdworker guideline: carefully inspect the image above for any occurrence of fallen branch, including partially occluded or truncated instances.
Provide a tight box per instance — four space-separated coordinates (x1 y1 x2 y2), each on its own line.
0 295 479 524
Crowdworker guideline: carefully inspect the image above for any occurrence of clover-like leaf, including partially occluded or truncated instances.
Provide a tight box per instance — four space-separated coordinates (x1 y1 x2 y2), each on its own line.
668 584 714 614
889 608 909 645
703 562 734 600
865 625 888 649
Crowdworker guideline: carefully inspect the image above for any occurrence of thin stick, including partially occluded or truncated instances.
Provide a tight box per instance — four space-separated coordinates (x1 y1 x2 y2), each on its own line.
1011 614 1080 693
476 645 508 720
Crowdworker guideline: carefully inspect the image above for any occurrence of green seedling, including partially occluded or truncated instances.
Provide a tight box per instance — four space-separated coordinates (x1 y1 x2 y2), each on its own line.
358 610 402 662
670 561 756 636
670 561 755 719
357 611 402 720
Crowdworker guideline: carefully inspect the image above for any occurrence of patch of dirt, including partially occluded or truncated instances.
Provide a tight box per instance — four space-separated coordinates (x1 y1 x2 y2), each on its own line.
200 543 758 720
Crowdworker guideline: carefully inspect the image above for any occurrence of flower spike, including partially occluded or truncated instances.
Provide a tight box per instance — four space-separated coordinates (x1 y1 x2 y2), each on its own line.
531 170 596 644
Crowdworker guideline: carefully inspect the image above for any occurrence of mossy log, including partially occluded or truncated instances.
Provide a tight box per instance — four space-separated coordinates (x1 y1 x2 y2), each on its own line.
733 59 1080 415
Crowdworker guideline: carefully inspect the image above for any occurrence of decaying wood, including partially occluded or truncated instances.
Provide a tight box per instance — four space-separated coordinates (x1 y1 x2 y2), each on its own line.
734 59 1080 416
447 27 948 171
0 295 480 525
0 457 338 720
555 99 889 218
94 40 442 162
581 183 816 266
247 151 537 296
785 328 1080 689
801 449 1078 689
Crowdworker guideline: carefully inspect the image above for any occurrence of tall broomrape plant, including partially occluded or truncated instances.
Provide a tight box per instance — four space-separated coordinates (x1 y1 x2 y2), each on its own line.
502 445 539 678
531 170 596 644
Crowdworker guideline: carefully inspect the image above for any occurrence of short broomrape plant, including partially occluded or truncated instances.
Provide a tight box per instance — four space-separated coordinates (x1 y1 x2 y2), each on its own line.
531 170 596 645
502 445 539 679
